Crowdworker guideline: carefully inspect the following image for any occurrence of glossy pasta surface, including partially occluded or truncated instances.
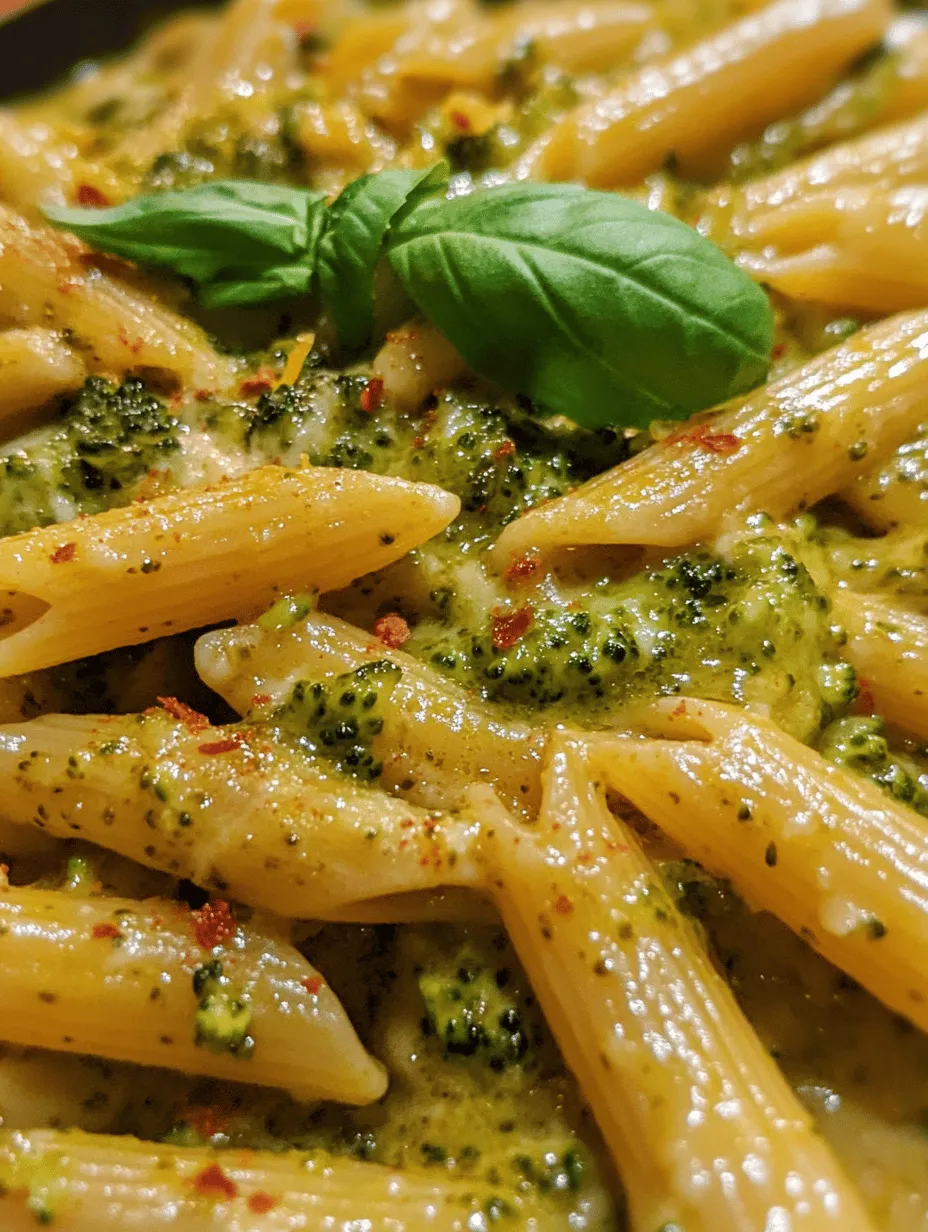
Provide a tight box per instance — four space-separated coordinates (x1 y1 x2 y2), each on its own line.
1 0 928 1229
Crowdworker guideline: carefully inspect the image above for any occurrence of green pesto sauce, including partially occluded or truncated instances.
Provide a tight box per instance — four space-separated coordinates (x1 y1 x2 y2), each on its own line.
418 948 529 1071
271 660 402 781
818 715 928 816
0 377 179 537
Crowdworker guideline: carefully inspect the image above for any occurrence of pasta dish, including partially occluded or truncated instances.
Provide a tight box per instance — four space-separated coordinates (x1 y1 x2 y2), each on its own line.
1 0 928 1226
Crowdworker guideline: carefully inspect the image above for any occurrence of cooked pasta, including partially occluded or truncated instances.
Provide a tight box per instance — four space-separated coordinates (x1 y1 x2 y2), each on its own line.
2 0 928 1225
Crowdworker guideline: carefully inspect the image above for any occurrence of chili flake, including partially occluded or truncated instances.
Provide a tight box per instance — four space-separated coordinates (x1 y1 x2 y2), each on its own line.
156 696 210 734
449 109 472 132
554 895 574 916
192 1164 238 1201
374 612 411 649
76 184 110 207
301 975 324 995
252 693 272 707
493 439 516 460
192 900 236 951
50 542 77 564
248 1192 279 1214
360 377 384 414
240 369 275 397
198 738 241 756
665 424 742 455
504 554 539 588
491 606 533 650
91 922 122 940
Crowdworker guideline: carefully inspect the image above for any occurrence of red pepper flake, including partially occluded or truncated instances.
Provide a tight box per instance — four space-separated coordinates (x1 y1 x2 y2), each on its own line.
192 1164 238 1201
192 900 236 950
670 701 688 718
491 606 533 650
360 377 384 414
248 1192 279 1214
119 328 144 355
239 369 275 397
493 439 516 460
92 921 122 940
374 612 410 649
852 678 875 715
76 184 109 207
772 342 786 359
251 693 272 707
181 1104 228 1140
156 696 210 734
504 554 539 588
198 738 241 756
449 110 472 132
665 424 742 455
49 542 77 564
194 389 214 402
554 895 573 916
301 975 324 995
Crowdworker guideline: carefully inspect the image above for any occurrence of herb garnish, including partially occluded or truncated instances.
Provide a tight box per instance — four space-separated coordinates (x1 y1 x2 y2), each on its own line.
43 170 774 427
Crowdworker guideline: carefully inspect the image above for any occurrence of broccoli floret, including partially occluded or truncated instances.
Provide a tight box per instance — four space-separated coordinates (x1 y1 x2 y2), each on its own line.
145 107 304 191
192 959 254 1058
417 535 854 737
418 951 528 1070
0 377 179 537
272 660 402 781
818 715 928 816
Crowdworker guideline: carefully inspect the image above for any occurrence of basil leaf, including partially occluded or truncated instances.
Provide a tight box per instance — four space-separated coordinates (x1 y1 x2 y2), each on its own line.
386 183 774 427
43 180 326 307
317 163 448 351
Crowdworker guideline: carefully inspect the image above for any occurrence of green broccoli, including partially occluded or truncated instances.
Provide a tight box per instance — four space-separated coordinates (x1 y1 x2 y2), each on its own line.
192 959 254 1059
0 376 179 537
818 715 928 816
418 950 529 1070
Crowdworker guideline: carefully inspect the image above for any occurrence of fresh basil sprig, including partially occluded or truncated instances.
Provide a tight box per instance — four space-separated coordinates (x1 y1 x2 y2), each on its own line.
44 180 327 308
42 171 774 427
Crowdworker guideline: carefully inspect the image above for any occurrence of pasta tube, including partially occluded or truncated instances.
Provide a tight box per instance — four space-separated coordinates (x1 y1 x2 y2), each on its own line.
528 0 889 186
0 885 386 1104
493 309 928 561
0 113 119 218
481 734 874 1232
0 710 482 918
0 465 460 676
195 609 544 814
0 206 229 391
833 591 928 739
842 421 928 530
0 329 85 436
593 698 928 1035
0 1130 557 1231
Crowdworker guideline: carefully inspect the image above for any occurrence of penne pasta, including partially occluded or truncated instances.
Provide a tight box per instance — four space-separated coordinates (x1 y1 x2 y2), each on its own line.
0 710 483 918
195 608 544 814
0 885 386 1104
0 1129 560 1231
0 113 119 218
0 206 229 391
493 309 928 562
842 420 928 530
480 734 875 1232
527 0 889 186
0 329 86 437
833 590 928 739
0 465 460 676
592 697 928 1035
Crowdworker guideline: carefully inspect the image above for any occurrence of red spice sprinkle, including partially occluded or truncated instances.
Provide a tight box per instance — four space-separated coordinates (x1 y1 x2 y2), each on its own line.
198 738 241 756
192 900 236 950
251 693 272 707
119 328 145 355
772 342 786 359
670 701 688 718
157 696 210 734
449 109 472 132
92 922 122 940
554 895 573 916
493 439 516 460
76 184 110 207
181 1104 228 1140
374 612 411 649
248 1192 279 1214
192 1164 238 1202
360 377 384 414
301 976 324 995
504 555 539 588
194 389 214 402
665 424 742 455
852 678 875 715
49 542 77 564
239 369 275 397
491 606 533 650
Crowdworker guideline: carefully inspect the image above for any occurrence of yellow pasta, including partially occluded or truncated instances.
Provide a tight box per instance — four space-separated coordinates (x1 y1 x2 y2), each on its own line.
372 320 467 413
833 590 928 739
0 329 86 436
0 465 460 676
593 697 928 1034
0 114 118 219
527 0 889 186
195 608 544 813
493 309 928 562
0 206 229 391
842 420 928 529
480 733 875 1232
0 710 483 918
0 885 386 1104
0 1130 560 1231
